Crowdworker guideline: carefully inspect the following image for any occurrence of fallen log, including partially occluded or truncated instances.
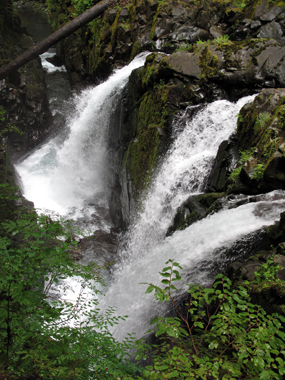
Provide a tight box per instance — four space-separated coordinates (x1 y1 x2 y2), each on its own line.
0 0 117 80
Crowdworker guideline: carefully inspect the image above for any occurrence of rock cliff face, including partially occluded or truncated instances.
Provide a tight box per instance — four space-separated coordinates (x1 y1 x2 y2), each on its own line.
0 0 51 157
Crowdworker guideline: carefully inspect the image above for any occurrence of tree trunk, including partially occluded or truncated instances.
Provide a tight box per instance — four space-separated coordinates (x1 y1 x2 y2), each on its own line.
0 0 117 80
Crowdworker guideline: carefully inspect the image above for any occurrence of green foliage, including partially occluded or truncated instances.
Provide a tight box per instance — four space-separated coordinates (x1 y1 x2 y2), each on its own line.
252 162 265 180
263 132 280 161
254 255 282 284
196 37 207 45
137 260 285 379
237 112 243 125
232 0 247 9
229 166 242 182
0 186 139 379
71 0 100 16
239 148 255 164
229 148 254 182
213 34 230 44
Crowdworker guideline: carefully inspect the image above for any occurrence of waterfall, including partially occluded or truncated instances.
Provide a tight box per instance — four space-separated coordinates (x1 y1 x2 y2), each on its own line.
15 53 285 343
16 52 149 232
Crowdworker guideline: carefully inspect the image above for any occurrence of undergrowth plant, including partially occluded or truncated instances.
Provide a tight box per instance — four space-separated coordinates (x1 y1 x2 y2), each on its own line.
0 184 139 379
229 148 254 182
136 260 285 379
254 255 282 284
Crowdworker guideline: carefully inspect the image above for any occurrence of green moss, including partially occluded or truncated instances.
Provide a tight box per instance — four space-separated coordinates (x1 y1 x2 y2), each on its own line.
198 45 219 79
125 74 171 196
128 125 159 194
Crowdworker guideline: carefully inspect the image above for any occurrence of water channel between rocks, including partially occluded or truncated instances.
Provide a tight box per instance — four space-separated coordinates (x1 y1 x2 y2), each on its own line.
15 5 285 342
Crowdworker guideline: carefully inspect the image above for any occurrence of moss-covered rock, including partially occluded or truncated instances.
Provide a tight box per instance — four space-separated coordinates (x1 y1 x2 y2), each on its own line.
224 88 285 193
47 0 250 86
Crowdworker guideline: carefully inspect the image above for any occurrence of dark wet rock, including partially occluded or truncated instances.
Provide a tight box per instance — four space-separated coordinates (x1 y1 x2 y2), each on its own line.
207 137 239 192
209 25 223 39
264 154 285 188
223 88 285 195
0 2 51 156
165 50 201 79
260 6 283 22
267 212 285 247
254 1 269 19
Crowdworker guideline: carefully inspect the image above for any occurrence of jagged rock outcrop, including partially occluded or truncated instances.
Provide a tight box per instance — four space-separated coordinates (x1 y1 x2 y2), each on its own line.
49 0 237 87
232 0 285 43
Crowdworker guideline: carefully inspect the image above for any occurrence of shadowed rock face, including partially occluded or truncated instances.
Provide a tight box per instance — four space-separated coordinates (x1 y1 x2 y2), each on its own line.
0 1 51 157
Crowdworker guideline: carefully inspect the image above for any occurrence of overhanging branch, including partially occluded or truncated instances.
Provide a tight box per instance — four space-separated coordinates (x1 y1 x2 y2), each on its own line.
0 0 117 80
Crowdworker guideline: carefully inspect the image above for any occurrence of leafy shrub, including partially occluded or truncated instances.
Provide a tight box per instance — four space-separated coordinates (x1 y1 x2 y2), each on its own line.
229 148 254 182
252 162 265 180
254 255 282 284
136 260 285 379
0 185 139 379
213 34 230 44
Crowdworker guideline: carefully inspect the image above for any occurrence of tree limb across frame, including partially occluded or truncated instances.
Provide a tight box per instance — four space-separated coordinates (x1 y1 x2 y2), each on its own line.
0 0 117 80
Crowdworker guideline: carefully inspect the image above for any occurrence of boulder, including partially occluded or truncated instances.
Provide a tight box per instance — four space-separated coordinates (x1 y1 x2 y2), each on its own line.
258 21 283 39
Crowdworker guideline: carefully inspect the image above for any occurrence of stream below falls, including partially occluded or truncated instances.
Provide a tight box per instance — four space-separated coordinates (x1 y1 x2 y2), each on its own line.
14 4 285 343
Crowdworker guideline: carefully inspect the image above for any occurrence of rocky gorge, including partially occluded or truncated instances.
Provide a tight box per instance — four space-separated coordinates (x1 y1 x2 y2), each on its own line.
1 0 285 353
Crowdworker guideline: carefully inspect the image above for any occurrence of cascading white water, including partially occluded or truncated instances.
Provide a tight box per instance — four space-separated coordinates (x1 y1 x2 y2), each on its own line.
117 96 255 264
16 53 149 231
100 96 285 341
